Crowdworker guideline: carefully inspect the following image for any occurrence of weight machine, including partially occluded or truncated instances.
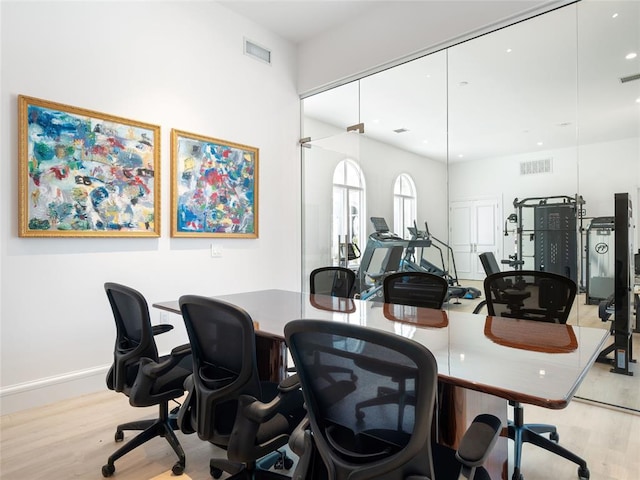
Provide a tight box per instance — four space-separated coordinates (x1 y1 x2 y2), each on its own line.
506 195 585 284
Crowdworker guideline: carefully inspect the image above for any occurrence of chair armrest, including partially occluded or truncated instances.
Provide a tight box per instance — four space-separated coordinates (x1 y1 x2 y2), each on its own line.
140 344 192 379
171 343 191 357
455 414 501 467
279 373 300 392
152 323 174 336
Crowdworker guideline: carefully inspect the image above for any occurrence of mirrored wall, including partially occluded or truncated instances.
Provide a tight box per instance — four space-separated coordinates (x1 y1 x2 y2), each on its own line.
301 1 639 410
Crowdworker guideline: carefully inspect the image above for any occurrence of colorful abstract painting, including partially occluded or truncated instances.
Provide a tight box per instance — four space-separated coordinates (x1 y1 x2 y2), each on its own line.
18 96 160 237
171 129 258 238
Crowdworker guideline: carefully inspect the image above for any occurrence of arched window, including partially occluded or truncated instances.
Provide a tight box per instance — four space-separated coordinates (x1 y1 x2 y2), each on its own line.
332 159 366 266
393 173 417 239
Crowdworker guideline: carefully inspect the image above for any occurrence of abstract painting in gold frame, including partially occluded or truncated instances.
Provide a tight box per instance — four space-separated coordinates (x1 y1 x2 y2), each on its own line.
171 129 259 238
18 95 160 237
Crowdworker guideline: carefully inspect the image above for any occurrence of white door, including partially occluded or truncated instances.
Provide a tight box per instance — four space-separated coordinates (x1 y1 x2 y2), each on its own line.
450 198 501 281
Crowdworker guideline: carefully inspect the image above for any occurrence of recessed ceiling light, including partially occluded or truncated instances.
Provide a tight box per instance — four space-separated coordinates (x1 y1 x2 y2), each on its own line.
612 13 619 19
458 154 464 158
636 97 640 104
422 139 429 144
626 52 638 60
537 141 543 146
506 48 513 53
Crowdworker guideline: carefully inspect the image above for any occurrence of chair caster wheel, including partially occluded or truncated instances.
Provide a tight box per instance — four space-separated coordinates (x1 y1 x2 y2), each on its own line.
578 466 590 479
102 464 115 477
114 430 124 442
172 462 184 475
210 466 223 478
284 457 294 469
550 431 559 442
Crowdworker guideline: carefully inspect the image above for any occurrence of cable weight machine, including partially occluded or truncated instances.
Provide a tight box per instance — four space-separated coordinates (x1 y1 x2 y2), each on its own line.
507 195 585 284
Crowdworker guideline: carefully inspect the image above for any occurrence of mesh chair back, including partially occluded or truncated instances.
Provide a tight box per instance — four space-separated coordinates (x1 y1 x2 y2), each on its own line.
484 270 577 324
105 283 159 392
310 267 356 298
179 295 261 439
285 319 437 479
383 271 448 309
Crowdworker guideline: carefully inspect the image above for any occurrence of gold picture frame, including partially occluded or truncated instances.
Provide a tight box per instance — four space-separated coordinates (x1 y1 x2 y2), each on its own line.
171 129 259 238
18 95 161 237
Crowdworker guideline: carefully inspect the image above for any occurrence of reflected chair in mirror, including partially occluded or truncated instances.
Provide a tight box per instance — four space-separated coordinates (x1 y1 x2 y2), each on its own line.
178 295 306 479
310 266 356 298
383 271 449 309
353 271 448 429
484 271 589 480
285 319 502 480
472 251 503 314
102 283 192 478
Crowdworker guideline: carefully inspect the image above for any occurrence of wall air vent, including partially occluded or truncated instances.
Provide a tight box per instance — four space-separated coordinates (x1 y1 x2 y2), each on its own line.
244 38 271 65
620 73 640 84
520 158 552 176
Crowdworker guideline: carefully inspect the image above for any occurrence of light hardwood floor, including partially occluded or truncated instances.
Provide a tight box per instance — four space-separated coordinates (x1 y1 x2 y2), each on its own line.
1 390 639 480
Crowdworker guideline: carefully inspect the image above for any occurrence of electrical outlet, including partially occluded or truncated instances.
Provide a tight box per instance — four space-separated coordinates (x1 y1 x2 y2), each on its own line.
211 244 223 258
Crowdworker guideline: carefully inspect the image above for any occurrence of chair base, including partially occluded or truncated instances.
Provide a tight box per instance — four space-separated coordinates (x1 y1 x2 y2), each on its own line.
210 450 293 480
508 403 589 480
102 402 185 477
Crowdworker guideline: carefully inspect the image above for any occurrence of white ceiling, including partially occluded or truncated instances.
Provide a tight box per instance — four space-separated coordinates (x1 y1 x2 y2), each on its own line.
220 1 640 162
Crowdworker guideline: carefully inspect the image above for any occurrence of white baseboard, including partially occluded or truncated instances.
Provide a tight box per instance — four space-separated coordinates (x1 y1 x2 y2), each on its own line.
0 365 110 415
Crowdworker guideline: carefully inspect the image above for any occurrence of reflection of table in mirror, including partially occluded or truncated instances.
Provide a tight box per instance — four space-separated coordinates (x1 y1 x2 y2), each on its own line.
153 289 608 480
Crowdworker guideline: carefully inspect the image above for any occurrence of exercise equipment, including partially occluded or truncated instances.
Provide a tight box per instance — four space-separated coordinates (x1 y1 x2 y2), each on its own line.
508 195 585 284
402 221 480 301
597 193 636 375
585 216 615 305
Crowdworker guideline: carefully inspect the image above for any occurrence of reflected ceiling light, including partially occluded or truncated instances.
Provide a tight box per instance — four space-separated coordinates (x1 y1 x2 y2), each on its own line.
506 48 513 53
626 52 638 60
460 353 465 362
636 97 640 104
537 141 543 146
458 154 464 158
539 369 546 377
612 13 618 19
422 139 429 144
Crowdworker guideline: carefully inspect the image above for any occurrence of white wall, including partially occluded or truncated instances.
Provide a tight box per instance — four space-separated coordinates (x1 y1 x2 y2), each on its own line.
0 1 301 413
448 137 639 262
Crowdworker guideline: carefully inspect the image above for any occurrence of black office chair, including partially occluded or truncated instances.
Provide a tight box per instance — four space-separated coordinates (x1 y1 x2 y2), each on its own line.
102 283 192 478
383 271 449 309
351 271 448 429
310 266 356 298
484 271 589 480
285 319 502 480
178 295 306 479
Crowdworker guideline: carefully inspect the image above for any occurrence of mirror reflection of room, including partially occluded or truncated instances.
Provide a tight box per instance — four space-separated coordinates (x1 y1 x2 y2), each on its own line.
301 0 639 412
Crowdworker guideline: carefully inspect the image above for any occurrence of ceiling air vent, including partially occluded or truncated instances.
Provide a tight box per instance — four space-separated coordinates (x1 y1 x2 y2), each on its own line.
520 158 552 176
244 38 271 65
620 73 640 84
